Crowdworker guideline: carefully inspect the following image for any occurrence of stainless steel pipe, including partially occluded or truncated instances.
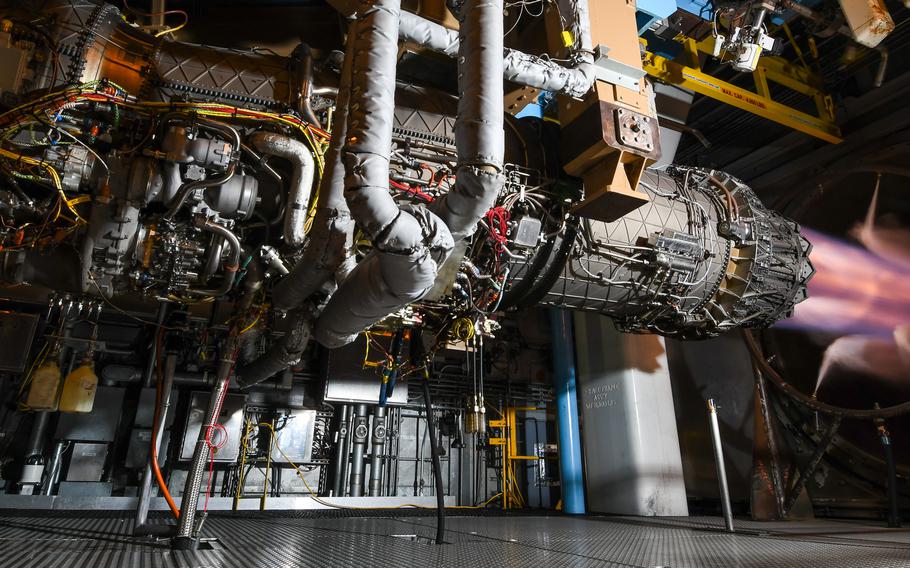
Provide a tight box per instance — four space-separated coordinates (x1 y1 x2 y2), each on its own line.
349 404 369 497
173 339 238 549
135 352 177 534
368 406 387 496
707 398 735 533
332 405 350 497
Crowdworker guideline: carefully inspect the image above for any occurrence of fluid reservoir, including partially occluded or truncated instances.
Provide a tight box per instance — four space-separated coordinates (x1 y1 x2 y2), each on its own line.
25 361 62 411
59 362 98 413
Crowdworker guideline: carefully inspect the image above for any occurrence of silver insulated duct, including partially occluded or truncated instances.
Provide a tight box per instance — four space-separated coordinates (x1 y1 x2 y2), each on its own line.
313 0 507 347
398 8 595 99
313 0 455 348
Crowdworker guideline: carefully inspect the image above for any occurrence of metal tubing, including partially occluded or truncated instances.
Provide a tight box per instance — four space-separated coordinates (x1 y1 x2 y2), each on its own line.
43 441 66 496
269 32 355 314
173 340 238 549
548 309 586 514
368 406 387 496
24 411 50 462
339 407 355 496
189 217 241 297
247 131 316 249
135 353 177 532
332 405 350 497
142 303 169 388
707 398 735 532
349 404 369 497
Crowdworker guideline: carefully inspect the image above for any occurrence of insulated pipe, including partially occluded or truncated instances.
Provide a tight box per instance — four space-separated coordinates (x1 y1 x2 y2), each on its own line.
349 404 369 497
549 309 586 514
368 406 387 496
270 41 355 313
247 131 316 249
396 11 595 99
239 38 358 386
428 0 506 242
313 0 454 347
135 352 177 535
173 338 238 549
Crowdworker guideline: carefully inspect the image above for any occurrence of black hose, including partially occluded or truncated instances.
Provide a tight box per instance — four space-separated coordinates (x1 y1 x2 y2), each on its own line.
422 368 446 545
745 331 910 419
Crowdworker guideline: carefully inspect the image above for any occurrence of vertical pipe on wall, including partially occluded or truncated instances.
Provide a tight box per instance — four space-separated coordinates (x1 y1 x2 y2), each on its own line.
548 309 585 515
368 406 387 496
332 405 349 497
349 404 369 497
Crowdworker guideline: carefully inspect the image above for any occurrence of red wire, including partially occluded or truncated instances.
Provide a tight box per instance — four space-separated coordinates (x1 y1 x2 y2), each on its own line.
202 422 228 513
200 354 233 513
389 179 434 202
485 206 510 251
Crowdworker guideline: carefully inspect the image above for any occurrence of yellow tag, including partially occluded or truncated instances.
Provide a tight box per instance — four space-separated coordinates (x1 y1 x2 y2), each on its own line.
561 30 574 47
66 195 92 207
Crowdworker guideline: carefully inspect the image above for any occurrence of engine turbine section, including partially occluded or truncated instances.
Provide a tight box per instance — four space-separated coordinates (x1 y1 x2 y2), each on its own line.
502 167 814 338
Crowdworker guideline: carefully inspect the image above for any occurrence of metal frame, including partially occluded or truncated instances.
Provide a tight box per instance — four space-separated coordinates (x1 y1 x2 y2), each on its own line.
489 406 539 509
641 36 843 144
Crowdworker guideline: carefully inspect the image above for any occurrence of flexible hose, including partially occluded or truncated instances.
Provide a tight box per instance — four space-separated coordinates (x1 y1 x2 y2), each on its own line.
422 368 446 545
744 331 910 419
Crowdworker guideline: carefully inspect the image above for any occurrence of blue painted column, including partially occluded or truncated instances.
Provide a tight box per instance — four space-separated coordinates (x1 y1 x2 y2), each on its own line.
549 308 586 514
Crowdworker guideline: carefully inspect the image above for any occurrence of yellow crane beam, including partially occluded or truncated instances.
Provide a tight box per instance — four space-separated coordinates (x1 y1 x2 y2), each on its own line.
641 37 842 144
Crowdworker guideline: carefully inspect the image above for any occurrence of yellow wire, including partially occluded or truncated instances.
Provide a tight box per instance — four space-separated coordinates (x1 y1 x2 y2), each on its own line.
18 342 50 397
0 147 86 224
154 20 186 37
238 308 262 335
235 418 253 503
1 83 330 237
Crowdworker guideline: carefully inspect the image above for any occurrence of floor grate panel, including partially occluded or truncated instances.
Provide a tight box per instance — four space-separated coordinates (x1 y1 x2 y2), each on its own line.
0 513 907 567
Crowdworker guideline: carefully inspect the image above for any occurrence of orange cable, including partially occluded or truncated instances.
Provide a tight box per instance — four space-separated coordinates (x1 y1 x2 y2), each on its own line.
151 327 180 519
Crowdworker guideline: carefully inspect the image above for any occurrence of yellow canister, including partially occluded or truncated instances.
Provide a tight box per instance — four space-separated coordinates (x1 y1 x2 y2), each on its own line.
58 363 98 413
25 361 62 411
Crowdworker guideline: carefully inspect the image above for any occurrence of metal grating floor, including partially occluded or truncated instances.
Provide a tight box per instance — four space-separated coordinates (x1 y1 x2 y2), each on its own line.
0 512 908 567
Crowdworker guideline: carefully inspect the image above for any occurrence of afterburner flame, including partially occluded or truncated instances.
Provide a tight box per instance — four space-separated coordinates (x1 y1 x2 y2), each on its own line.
778 227 910 337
